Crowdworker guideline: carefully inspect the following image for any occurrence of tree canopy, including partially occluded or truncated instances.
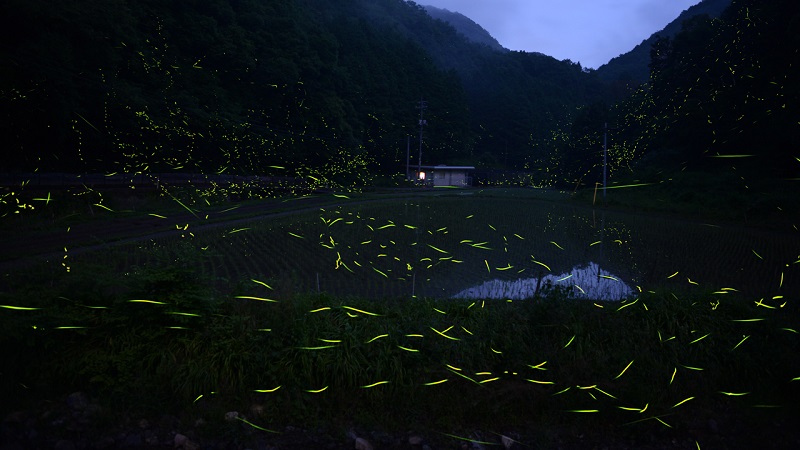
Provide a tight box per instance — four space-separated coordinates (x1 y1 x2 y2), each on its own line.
0 0 606 183
1 0 795 189
619 0 799 177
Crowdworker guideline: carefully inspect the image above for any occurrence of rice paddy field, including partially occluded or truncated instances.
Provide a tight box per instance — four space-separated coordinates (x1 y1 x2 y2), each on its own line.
1 188 799 447
82 190 800 301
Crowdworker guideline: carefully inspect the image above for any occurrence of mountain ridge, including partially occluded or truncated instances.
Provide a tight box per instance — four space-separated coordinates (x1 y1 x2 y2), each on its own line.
422 5 506 52
596 0 732 84
418 0 732 85
0 0 607 176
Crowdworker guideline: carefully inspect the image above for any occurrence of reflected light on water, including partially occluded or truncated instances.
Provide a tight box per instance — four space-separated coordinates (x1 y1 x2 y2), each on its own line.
452 262 635 301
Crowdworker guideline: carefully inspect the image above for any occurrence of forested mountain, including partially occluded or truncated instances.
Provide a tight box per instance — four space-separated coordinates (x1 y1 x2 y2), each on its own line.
318 0 610 168
422 5 506 52
1 0 793 191
532 0 800 190
0 0 607 185
562 0 799 186
596 0 732 86
1 0 463 183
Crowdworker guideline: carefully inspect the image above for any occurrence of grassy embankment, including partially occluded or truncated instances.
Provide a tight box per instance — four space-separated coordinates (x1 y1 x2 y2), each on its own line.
1 184 798 446
571 167 800 231
1 230 798 445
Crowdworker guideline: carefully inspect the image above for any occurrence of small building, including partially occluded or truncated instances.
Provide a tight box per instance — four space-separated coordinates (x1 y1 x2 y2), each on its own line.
412 165 474 187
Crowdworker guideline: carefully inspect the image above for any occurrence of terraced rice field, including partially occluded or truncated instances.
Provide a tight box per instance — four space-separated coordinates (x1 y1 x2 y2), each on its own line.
79 194 800 302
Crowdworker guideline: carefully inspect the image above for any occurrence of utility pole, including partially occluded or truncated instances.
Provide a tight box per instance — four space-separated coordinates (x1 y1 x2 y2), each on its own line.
603 122 608 203
405 135 410 181
417 98 428 179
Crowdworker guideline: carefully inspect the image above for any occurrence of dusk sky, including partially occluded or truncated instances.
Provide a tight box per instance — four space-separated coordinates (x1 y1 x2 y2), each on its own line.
420 0 700 69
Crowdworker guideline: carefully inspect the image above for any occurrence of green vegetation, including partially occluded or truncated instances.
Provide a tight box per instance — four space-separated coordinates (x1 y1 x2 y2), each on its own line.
1 0 796 189
572 170 800 231
41 191 787 302
422 5 506 52
2 191 798 443
2 0 796 201
596 0 732 85
1 0 799 445
533 0 799 197
1 257 798 442
1 0 604 178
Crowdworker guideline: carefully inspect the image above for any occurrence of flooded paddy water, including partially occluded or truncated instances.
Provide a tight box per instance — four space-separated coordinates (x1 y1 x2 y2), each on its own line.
109 194 800 303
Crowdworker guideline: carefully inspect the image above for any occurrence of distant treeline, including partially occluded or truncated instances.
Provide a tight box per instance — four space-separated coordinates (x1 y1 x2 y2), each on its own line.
0 0 796 186
0 0 606 181
533 0 799 185
622 0 799 178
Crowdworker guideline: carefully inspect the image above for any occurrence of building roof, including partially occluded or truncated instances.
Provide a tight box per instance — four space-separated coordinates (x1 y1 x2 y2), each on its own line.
416 165 475 170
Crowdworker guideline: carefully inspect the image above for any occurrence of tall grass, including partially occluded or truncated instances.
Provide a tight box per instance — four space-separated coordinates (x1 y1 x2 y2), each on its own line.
573 169 800 230
1 190 798 443
1 259 797 434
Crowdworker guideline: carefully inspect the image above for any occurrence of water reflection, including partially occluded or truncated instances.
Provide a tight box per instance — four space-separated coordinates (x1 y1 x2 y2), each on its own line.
452 262 635 301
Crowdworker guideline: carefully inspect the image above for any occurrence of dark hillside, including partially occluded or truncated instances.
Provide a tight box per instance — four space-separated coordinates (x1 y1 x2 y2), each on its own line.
340 0 611 165
422 5 506 52
607 0 799 183
529 0 798 193
596 0 732 86
0 0 471 178
0 0 610 179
